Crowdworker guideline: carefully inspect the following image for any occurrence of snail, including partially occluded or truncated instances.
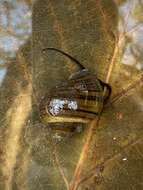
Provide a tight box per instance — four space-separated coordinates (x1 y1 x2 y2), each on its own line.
39 48 111 133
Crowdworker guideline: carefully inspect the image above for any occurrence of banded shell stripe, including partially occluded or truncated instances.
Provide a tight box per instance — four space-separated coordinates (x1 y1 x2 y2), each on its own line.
41 115 91 124
45 92 104 101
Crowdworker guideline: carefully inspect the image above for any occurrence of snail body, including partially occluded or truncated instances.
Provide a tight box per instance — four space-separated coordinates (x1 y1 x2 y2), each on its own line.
39 48 111 133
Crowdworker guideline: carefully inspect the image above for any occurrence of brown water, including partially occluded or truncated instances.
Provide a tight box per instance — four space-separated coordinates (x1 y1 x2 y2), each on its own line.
0 1 143 190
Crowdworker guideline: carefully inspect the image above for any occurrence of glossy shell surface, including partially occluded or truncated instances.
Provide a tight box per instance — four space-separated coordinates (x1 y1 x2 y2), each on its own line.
39 70 109 132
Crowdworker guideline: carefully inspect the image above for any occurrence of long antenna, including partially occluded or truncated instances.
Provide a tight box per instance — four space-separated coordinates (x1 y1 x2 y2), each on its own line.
42 47 85 70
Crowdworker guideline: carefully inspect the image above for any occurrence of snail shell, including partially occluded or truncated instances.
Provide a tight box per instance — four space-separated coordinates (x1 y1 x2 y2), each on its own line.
39 70 111 133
